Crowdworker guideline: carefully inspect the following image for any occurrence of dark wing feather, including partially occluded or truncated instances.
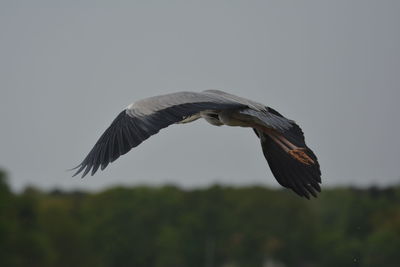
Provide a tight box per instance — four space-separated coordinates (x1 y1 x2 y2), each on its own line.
256 107 321 198
259 130 321 199
73 101 245 177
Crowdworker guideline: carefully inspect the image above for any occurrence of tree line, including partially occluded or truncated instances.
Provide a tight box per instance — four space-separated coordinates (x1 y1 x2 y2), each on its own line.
0 169 399 267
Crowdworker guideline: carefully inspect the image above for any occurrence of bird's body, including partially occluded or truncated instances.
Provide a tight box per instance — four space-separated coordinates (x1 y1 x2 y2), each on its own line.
73 90 321 198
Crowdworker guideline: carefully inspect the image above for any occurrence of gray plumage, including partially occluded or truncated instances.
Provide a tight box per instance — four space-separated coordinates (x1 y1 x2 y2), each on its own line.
73 90 321 199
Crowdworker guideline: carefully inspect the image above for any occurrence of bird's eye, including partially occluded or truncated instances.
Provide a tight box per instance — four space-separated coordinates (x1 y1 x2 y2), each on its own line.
209 114 219 119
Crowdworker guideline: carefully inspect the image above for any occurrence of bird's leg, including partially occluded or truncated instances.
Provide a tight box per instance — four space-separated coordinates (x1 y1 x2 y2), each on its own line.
275 134 297 150
254 126 315 165
223 113 315 165
271 132 315 165
267 134 290 152
287 148 315 165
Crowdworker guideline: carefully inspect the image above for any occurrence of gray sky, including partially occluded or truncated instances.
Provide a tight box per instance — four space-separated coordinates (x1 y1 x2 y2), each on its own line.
1 1 399 192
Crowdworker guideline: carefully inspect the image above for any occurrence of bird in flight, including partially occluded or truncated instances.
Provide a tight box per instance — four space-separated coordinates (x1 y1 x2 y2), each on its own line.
73 90 321 199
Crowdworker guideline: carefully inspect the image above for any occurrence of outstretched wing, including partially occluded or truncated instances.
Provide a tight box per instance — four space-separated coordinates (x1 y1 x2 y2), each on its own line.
255 108 321 199
73 91 246 177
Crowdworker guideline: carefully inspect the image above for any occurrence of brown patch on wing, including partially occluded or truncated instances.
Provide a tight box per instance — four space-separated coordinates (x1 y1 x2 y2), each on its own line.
288 148 315 165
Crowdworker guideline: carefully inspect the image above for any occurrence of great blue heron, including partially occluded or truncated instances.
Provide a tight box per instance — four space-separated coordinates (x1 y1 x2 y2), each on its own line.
73 90 321 198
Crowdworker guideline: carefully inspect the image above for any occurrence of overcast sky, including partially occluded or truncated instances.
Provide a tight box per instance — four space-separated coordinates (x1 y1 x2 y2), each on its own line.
1 1 399 192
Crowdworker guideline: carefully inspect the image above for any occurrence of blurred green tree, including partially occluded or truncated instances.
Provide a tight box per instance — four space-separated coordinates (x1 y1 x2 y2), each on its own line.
0 169 399 267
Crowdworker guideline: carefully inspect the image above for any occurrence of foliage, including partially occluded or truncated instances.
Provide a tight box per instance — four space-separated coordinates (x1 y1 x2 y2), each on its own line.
0 170 399 267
